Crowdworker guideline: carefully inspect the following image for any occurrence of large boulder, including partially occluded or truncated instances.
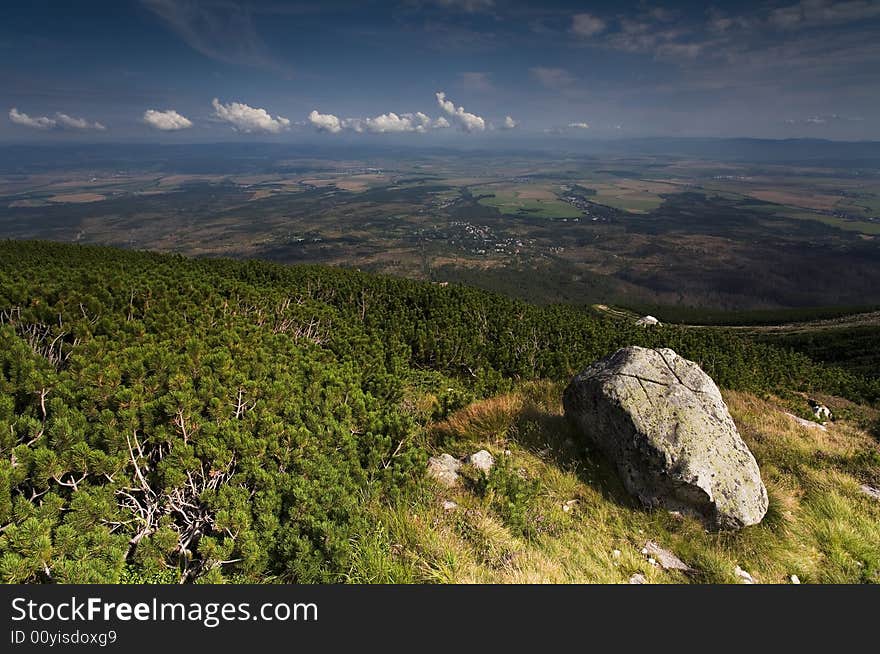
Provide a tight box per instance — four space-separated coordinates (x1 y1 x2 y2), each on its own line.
563 346 768 530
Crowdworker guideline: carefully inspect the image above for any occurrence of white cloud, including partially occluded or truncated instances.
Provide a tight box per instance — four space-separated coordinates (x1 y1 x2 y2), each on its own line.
9 108 56 129
143 109 193 130
9 108 104 130
435 91 486 132
55 113 106 130
568 122 590 129
308 110 343 133
787 114 864 126
363 112 429 133
309 108 450 135
212 98 290 133
502 116 518 129
571 13 607 37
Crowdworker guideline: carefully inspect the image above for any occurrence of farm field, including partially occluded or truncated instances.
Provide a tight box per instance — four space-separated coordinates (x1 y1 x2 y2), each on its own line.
1 142 879 311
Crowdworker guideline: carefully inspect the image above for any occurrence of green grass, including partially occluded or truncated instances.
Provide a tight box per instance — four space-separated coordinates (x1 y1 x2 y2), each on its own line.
347 383 880 583
591 194 664 213
475 190 584 219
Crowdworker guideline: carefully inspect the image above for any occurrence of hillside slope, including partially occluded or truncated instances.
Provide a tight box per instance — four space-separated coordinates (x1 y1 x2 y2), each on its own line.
0 240 877 583
357 384 879 583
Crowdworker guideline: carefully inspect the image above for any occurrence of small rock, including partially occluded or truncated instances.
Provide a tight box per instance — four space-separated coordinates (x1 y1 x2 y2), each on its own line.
790 574 801 584
640 547 649 555
427 454 461 487
734 566 755 584
442 500 458 511
644 541 692 572
635 315 661 327
860 484 880 501
612 549 621 559
467 449 495 473
628 573 647 584
562 499 579 513
648 557 657 566
784 412 827 432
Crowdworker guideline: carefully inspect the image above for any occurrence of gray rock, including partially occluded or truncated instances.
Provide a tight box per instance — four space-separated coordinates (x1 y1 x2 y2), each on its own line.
427 454 461 487
643 541 691 572
784 412 827 432
734 565 756 584
628 572 647 584
466 449 495 474
860 484 880 501
563 346 768 530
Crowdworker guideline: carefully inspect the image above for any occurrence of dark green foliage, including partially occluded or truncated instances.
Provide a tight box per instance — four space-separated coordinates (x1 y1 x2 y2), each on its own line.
0 240 876 583
759 326 880 379
484 458 540 539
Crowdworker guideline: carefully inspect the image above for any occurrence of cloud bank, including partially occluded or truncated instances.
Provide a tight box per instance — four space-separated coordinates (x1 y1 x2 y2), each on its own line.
212 98 290 133
9 108 104 130
308 110 343 133
143 109 193 130
55 113 106 130
308 107 450 134
9 108 56 129
435 91 486 131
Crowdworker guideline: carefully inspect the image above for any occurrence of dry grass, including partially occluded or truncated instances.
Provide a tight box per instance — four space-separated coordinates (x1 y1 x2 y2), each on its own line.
48 193 106 203
350 383 880 584
429 393 524 445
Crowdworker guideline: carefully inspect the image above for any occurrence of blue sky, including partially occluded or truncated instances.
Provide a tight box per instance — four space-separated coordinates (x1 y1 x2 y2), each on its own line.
2 1 879 143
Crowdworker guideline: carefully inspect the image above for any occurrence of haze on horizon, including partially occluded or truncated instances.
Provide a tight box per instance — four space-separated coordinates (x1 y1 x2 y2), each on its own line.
2 0 879 145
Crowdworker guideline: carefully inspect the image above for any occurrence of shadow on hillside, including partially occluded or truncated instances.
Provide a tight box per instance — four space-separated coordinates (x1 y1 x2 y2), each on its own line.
511 405 639 511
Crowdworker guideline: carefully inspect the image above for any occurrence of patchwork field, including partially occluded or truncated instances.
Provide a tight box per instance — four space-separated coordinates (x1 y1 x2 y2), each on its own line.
582 179 680 213
472 183 583 218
